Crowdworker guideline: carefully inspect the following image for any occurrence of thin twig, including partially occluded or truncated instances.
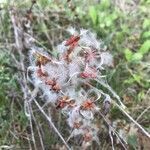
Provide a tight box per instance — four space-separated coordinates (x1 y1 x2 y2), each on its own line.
114 102 150 138
30 104 45 150
95 78 126 109
136 106 150 121
28 102 38 150
94 78 150 139
98 112 127 150
33 99 71 150
109 126 115 150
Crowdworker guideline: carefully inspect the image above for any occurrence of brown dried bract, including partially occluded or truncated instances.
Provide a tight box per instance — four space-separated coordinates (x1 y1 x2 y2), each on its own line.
37 68 48 77
81 100 95 110
35 52 51 67
56 96 75 109
83 133 92 142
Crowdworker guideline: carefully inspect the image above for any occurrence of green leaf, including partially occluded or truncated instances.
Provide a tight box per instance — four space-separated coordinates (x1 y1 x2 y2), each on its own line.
106 18 112 27
89 6 97 25
139 40 150 54
143 19 150 29
132 74 141 83
100 23 105 28
142 31 150 38
138 91 145 101
124 48 133 61
131 52 143 61
127 135 138 150
124 77 135 84
111 13 118 20
100 0 110 9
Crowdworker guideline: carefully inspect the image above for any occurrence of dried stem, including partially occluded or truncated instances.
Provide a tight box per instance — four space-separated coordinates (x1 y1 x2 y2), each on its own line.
33 99 71 150
98 111 127 150
114 102 150 138
136 105 150 121
95 78 126 109
28 102 38 150
30 104 45 150
94 78 150 139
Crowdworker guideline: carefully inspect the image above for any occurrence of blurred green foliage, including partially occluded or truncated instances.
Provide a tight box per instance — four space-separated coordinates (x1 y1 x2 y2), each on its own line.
0 51 28 145
80 0 150 98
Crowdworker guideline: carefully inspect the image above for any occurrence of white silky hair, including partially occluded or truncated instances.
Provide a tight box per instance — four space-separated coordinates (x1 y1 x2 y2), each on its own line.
56 42 67 54
79 31 101 50
100 52 113 67
27 28 115 146
66 27 78 35
67 106 80 127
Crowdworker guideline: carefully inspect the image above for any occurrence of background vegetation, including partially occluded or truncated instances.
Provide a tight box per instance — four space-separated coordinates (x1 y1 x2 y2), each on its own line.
0 0 150 149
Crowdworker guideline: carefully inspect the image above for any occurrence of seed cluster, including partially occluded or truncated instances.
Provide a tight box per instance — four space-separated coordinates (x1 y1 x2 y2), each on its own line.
29 28 113 147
